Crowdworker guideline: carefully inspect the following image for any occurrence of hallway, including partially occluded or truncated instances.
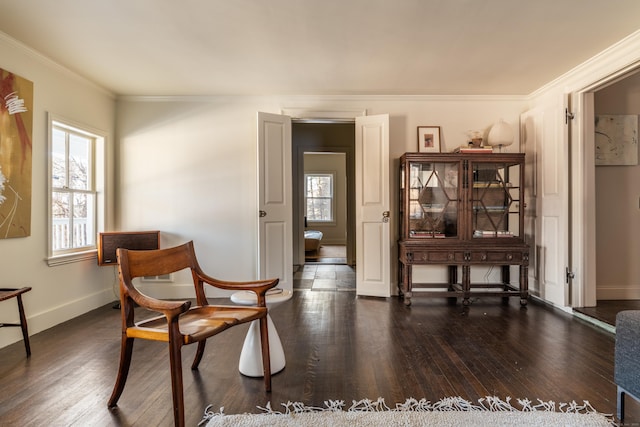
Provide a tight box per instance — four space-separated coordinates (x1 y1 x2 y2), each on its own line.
293 263 355 291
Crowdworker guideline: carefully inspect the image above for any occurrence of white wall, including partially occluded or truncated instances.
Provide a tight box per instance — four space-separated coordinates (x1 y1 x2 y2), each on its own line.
116 95 527 297
117 24 640 307
0 34 116 350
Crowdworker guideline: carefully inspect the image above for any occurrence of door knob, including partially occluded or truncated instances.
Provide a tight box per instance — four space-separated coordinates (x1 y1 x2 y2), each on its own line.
382 211 390 223
259 210 267 217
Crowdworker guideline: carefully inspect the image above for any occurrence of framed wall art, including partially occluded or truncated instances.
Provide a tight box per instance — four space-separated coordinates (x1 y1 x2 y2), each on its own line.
417 126 441 153
595 115 638 166
0 67 33 238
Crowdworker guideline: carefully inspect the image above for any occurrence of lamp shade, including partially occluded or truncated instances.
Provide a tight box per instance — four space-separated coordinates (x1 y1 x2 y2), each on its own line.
487 119 514 148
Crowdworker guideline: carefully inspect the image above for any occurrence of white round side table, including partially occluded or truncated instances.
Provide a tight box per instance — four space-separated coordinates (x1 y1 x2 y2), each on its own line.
230 288 292 377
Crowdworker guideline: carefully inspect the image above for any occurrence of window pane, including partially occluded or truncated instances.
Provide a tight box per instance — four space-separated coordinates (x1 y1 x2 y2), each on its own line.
69 134 90 190
83 193 96 246
72 193 92 247
305 173 334 222
306 198 332 221
306 175 332 198
52 128 67 188
52 191 70 250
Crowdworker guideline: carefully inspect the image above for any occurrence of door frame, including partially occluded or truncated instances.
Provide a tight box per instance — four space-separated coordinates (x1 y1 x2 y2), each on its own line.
284 108 366 270
572 64 640 307
292 129 355 267
280 109 392 297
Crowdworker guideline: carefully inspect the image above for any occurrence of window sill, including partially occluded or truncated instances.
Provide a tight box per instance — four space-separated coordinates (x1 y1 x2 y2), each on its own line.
307 221 337 227
47 250 98 267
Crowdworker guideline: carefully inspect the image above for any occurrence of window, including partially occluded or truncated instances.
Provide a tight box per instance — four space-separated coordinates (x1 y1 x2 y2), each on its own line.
48 116 106 265
305 173 334 222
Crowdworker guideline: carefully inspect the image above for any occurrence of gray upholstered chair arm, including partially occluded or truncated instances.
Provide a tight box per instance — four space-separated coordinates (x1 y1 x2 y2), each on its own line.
615 310 640 421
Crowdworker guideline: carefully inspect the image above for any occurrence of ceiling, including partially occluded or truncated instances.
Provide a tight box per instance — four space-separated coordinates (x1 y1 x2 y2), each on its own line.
0 0 639 97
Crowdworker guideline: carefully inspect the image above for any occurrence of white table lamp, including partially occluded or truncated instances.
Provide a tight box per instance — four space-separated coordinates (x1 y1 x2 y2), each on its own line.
487 119 514 152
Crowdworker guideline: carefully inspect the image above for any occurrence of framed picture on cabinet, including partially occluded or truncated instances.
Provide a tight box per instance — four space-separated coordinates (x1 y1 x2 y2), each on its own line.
417 126 441 153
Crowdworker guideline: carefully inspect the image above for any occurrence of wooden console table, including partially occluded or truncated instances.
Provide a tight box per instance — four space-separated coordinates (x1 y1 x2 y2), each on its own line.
398 241 529 306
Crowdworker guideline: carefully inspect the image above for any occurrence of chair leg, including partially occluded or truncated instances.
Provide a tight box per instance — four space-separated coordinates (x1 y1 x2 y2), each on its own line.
618 386 625 422
16 294 30 357
108 337 135 408
258 315 272 392
191 341 206 370
168 337 185 427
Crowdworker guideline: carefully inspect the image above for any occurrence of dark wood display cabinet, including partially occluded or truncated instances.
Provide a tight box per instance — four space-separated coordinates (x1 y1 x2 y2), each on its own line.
398 152 529 306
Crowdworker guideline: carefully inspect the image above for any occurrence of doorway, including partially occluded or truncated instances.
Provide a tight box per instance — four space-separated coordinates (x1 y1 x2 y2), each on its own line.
259 111 391 297
303 152 347 264
292 122 356 291
573 68 640 325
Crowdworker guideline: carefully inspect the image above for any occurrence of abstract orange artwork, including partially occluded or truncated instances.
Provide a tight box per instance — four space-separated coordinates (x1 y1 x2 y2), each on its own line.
0 68 33 238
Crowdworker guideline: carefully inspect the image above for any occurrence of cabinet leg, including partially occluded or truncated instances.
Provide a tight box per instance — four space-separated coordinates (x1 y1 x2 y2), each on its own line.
404 293 412 306
447 265 458 305
462 265 471 304
520 265 529 306
402 264 412 306
398 262 404 296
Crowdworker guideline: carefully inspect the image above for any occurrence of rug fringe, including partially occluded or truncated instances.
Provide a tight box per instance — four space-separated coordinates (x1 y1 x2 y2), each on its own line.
199 396 614 426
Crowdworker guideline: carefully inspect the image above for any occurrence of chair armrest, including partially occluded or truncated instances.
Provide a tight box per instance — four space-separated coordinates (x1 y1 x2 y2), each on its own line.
196 273 279 306
125 284 191 318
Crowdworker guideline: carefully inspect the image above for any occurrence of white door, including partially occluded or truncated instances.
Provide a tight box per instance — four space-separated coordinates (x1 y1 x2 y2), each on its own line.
574 92 597 307
519 110 540 296
355 114 391 297
532 95 570 307
257 112 293 291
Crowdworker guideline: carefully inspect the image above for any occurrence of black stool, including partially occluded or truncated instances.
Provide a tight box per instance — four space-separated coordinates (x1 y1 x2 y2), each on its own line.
0 287 32 356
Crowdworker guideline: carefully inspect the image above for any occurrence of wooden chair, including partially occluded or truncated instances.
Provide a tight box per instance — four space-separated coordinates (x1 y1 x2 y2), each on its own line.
107 241 278 427
0 287 32 357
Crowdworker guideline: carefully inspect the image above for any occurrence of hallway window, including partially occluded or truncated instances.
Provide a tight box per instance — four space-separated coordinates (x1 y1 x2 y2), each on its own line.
305 173 334 222
47 115 106 265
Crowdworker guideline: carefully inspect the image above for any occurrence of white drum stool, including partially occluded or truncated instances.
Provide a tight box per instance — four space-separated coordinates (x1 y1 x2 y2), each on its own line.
230 288 292 377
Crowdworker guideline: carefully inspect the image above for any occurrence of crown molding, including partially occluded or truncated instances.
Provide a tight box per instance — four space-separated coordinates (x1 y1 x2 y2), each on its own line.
529 29 640 98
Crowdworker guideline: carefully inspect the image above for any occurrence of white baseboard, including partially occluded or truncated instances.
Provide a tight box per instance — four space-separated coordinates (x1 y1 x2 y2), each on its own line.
596 286 640 300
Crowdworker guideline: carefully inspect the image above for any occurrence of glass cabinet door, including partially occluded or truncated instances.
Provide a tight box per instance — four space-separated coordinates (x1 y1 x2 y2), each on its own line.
405 160 459 238
471 160 521 239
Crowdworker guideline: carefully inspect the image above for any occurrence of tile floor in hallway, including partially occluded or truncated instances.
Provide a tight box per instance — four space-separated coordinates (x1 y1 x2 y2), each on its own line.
293 263 356 291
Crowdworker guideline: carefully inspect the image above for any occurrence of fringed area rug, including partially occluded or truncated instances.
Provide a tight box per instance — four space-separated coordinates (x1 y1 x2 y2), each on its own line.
200 396 614 426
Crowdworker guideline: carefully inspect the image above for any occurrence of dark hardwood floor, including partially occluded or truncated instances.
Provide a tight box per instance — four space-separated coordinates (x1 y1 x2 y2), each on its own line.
1 291 638 426
575 299 640 326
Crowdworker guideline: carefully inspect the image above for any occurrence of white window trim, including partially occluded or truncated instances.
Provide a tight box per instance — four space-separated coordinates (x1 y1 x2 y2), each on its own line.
305 171 337 225
46 113 107 266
